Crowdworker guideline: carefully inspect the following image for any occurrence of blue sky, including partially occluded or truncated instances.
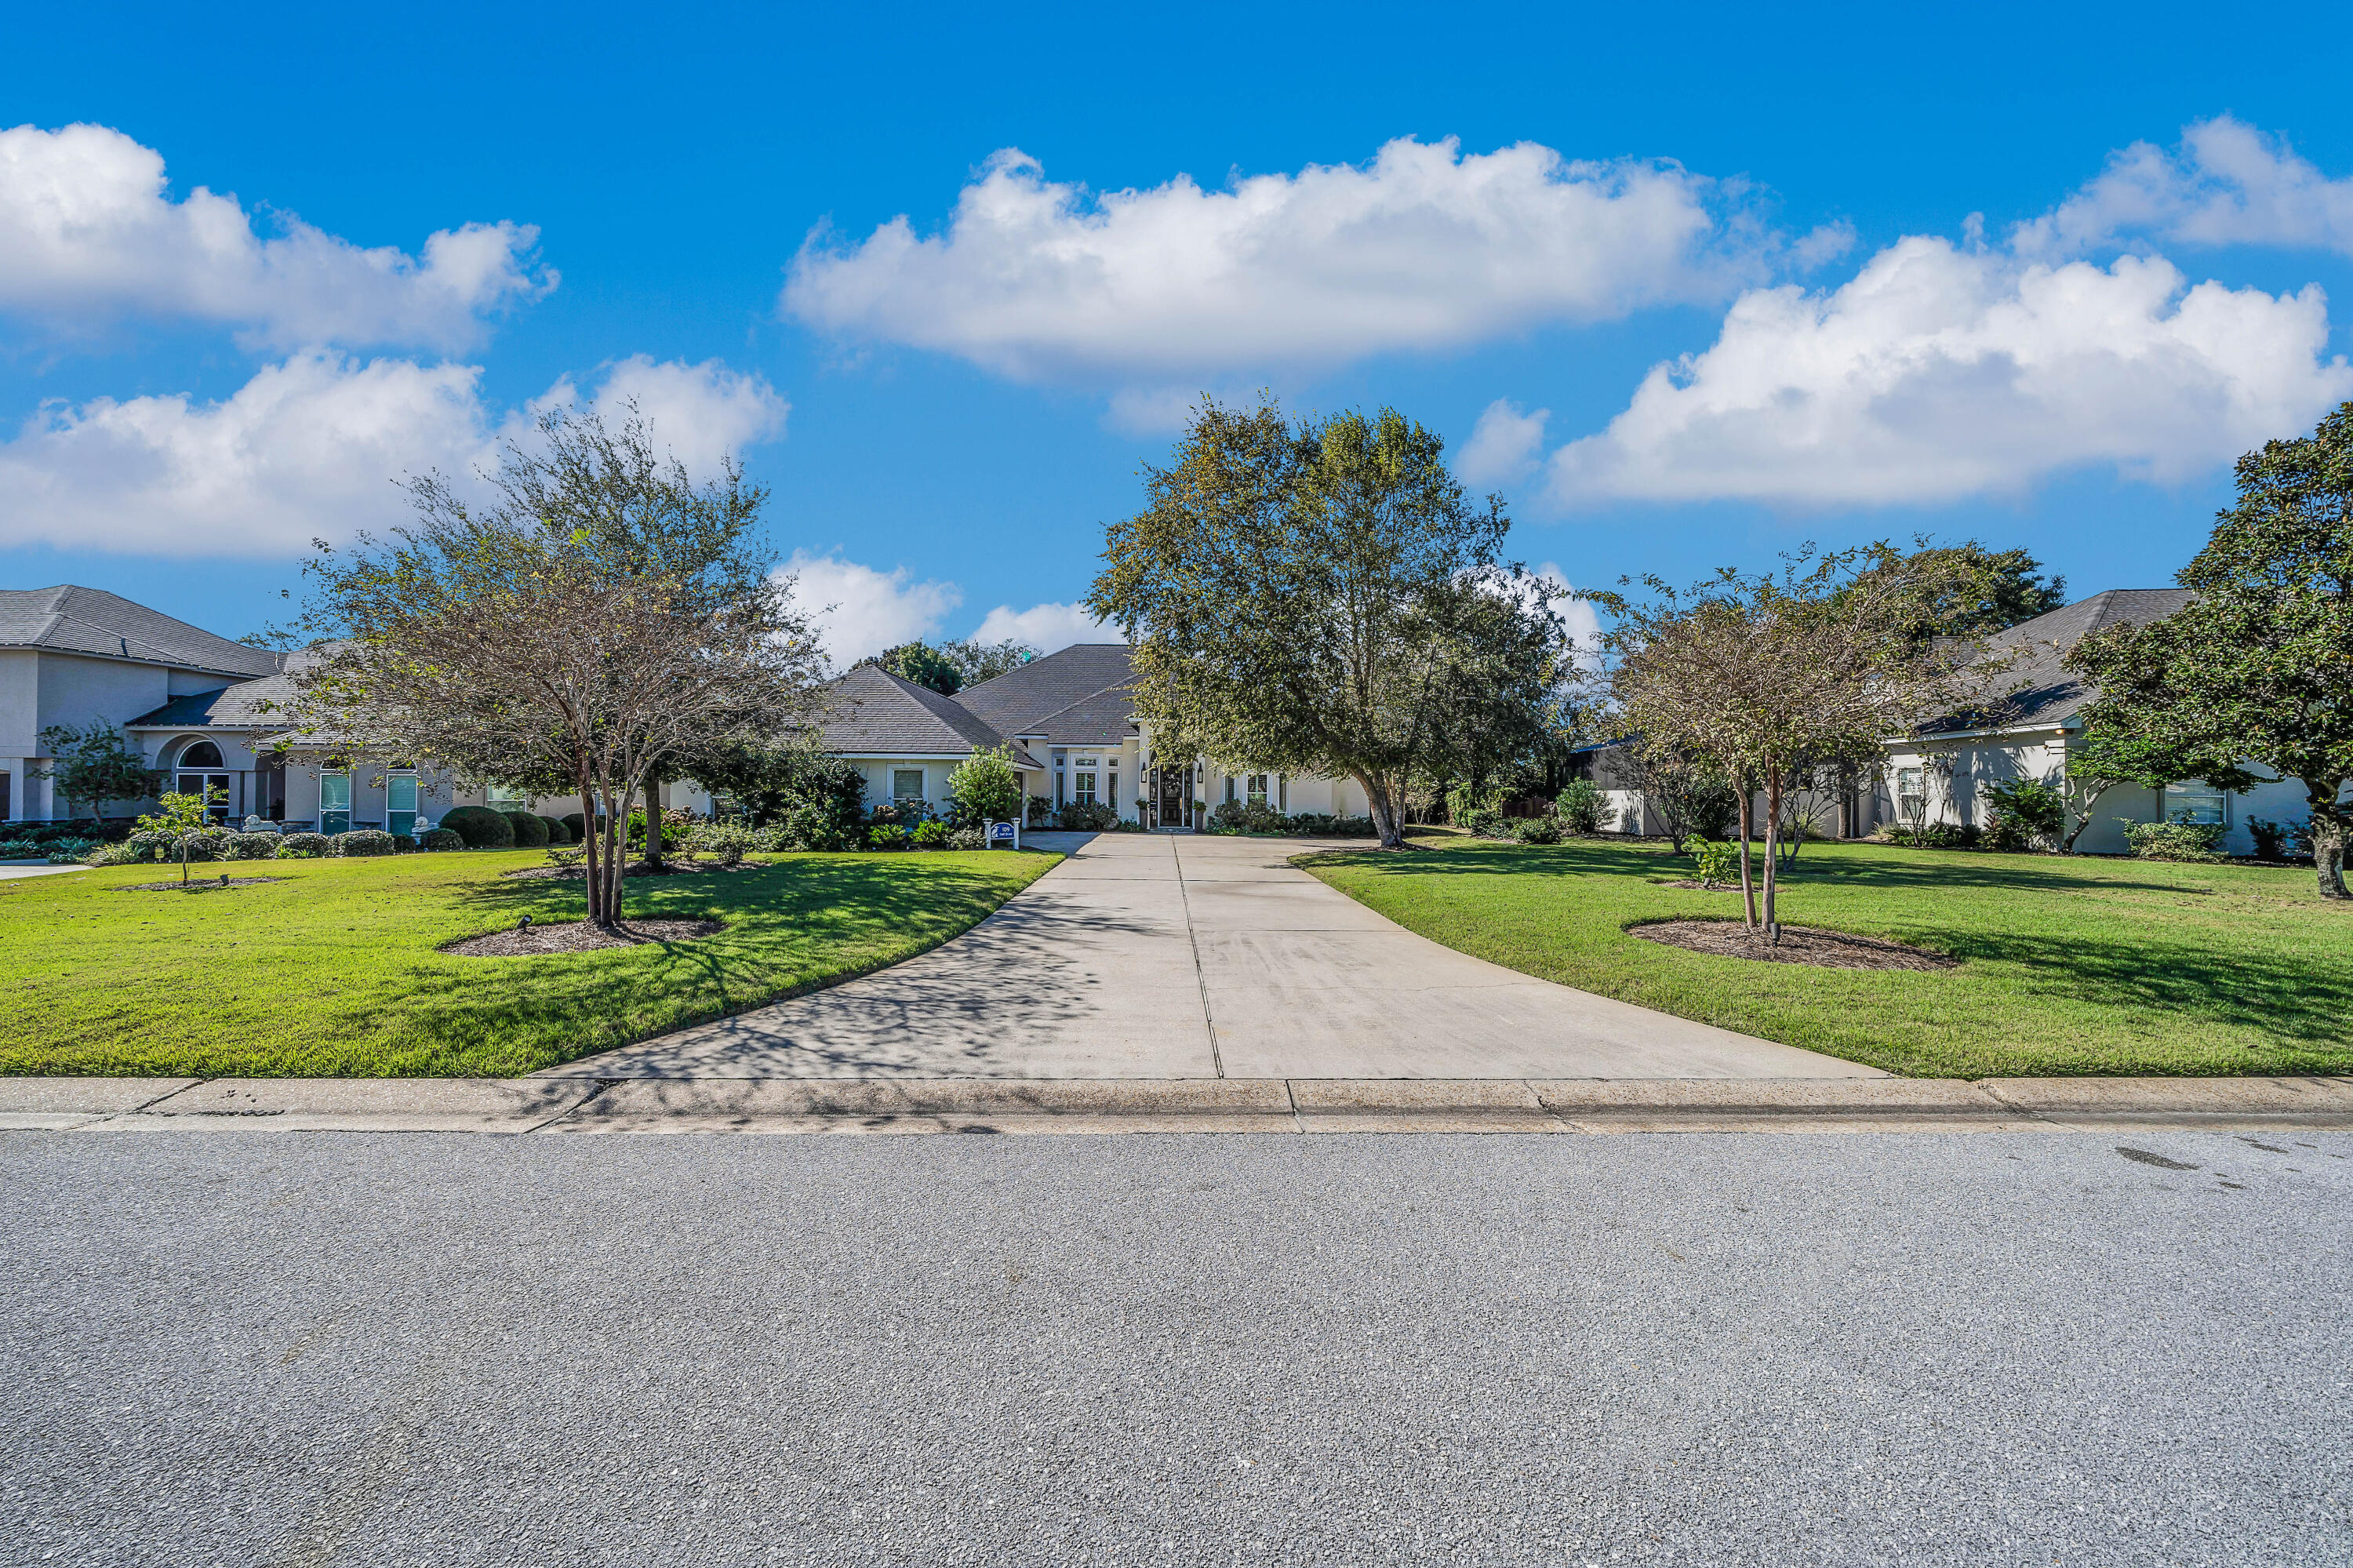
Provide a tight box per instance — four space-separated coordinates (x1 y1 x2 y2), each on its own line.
6 2 2353 659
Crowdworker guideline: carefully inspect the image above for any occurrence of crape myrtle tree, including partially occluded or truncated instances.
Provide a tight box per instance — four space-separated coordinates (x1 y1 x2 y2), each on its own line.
1605 546 2015 941
1086 398 1568 850
283 406 826 930
2068 401 2353 899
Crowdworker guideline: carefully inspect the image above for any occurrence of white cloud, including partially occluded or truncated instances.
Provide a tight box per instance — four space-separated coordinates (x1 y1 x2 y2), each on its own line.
785 137 1831 385
972 601 1116 653
781 551 962 665
532 355 788 475
1531 562 1606 669
1546 237 2352 506
1456 398 1551 488
0 353 787 557
0 122 554 350
2017 116 2353 259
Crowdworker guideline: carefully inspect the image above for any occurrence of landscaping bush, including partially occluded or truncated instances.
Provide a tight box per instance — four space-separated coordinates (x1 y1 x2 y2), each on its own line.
1025 795 1056 828
439 806 514 849
867 823 908 850
768 802 852 852
536 815 571 845
174 830 230 864
1464 806 1511 840
2248 817 2289 860
502 810 550 847
1057 800 1119 831
948 825 985 850
2126 819 2226 863
1692 839 1738 888
81 843 142 868
421 828 464 852
1979 775 2067 850
1286 813 1376 836
948 746 1024 831
687 820 755 856
1515 815 1563 845
41 838 101 864
277 832 332 859
1889 822 1974 850
125 831 174 862
1981 816 2035 853
337 829 397 857
1553 779 1615 836
911 819 953 849
224 831 282 861
562 813 586 841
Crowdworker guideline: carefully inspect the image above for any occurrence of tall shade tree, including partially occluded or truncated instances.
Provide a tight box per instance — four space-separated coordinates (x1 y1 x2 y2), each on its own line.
2069 402 2353 899
282 407 826 929
1606 548 2014 940
865 641 966 695
1087 398 1566 849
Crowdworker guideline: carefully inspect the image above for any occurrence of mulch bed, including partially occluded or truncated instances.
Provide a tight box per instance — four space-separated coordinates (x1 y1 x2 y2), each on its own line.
1629 919 1959 971
441 917 725 957
499 860 759 881
112 877 286 893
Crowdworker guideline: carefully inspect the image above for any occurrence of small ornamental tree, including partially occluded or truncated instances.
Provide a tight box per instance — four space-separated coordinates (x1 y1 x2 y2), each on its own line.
1088 397 1567 850
1606 546 2015 941
282 406 826 930
134 790 219 885
948 745 1024 830
2068 401 2353 899
35 722 154 820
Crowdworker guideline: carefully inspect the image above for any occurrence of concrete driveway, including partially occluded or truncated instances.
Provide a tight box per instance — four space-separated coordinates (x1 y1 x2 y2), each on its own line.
558 832 1875 1081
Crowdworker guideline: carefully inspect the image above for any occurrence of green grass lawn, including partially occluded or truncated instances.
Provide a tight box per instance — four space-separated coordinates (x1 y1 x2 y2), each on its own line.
2 849 1060 1078
1300 835 2353 1078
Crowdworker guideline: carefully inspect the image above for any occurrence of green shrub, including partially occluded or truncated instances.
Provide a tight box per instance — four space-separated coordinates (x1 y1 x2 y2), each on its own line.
420 828 464 852
278 832 332 858
224 831 282 860
338 829 397 857
42 838 101 864
948 825 986 850
1515 815 1563 845
948 745 1024 828
911 819 952 849
392 835 416 853
1464 806 1511 839
2247 818 2289 860
82 842 142 868
536 814 571 845
438 806 514 849
1553 779 1615 836
867 823 907 851
562 812 586 841
2126 818 2226 862
1692 840 1738 887
1025 795 1056 828
687 820 756 855
1979 775 2067 849
1057 800 1119 831
125 831 174 862
502 810 549 847
1283 813 1377 837
1981 816 2034 853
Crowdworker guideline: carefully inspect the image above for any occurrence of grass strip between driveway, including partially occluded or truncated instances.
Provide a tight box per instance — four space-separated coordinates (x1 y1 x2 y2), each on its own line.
2 848 1061 1078
1298 835 2353 1079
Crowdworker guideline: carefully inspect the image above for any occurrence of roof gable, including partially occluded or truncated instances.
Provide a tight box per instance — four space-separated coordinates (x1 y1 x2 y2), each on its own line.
1923 588 2196 734
951 643 1138 737
819 664 1026 759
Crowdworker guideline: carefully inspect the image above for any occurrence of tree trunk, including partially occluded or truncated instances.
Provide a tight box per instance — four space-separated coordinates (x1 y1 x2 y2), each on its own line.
642 766 667 871
2059 784 2112 854
1363 773 1406 849
2308 792 2349 900
1737 789 1758 931
1761 771 1783 943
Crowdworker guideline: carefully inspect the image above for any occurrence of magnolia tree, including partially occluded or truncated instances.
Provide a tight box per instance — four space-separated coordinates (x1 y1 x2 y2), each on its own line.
2069 402 2353 899
1606 548 2015 941
282 407 826 930
1087 398 1567 849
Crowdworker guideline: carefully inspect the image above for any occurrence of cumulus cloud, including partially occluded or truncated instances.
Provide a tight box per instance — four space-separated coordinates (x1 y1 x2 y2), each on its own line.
532 355 788 475
785 136 1834 386
0 354 787 557
781 551 962 665
0 122 554 350
972 600 1116 653
1456 398 1551 488
2017 115 2353 259
1532 561 1606 672
1545 238 2352 507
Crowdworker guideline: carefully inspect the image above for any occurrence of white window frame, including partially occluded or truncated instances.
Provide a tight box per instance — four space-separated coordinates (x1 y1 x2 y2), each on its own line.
2163 781 2229 827
892 768 926 804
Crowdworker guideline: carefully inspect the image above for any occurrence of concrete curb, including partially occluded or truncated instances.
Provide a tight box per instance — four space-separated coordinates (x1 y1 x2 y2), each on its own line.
4 1074 2351 1134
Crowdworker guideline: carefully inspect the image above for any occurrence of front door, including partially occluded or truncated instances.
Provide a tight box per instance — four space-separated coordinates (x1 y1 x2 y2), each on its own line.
1155 766 1188 829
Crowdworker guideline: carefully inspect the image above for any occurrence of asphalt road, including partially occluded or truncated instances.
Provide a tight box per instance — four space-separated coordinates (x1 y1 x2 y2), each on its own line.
4 1129 2348 1566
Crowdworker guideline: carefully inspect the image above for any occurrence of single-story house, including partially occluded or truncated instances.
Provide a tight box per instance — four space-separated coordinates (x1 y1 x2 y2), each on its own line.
1572 588 2333 853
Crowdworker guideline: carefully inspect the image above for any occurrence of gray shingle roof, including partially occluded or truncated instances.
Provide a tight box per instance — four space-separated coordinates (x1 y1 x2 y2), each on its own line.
0 586 280 679
1923 588 2195 734
819 664 1041 766
951 643 1139 742
125 675 296 730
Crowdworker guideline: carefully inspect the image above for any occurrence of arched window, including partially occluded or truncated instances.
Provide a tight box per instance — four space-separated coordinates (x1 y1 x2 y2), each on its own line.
177 740 223 769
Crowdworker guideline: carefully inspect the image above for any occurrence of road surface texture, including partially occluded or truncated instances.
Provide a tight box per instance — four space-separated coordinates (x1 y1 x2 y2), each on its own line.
5 1128 2347 1566
557 831 1867 1081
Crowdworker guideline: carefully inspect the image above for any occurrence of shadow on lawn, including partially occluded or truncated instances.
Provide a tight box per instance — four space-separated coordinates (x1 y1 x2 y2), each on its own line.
1311 841 2232 900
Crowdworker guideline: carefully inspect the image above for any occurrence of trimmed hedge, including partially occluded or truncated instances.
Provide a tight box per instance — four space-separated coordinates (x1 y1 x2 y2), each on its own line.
438 806 514 849
562 813 586 841
225 831 283 860
337 830 397 857
502 810 550 847
421 828 464 852
278 832 332 858
536 814 571 845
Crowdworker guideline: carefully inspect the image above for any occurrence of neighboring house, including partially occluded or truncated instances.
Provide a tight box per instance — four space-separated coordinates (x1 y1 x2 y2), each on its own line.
1571 588 2327 854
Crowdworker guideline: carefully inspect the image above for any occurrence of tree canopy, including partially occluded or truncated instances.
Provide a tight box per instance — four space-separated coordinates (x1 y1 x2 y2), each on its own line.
1086 397 1566 849
283 406 825 926
2069 400 2353 898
